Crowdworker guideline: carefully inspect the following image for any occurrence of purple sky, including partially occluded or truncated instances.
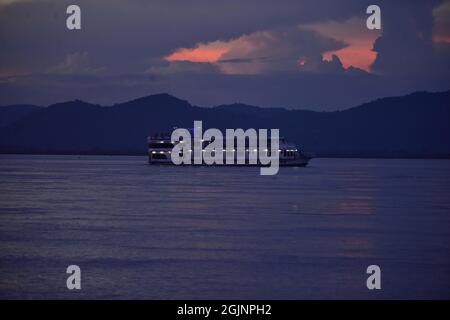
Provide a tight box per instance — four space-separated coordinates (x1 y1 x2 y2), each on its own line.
0 0 449 110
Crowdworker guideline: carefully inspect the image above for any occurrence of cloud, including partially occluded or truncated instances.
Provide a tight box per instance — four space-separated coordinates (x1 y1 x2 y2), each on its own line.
303 17 381 72
165 26 347 74
49 52 105 75
147 60 220 75
0 0 369 78
163 20 381 75
165 42 229 63
433 0 450 43
371 0 450 76
0 0 26 6
0 0 449 109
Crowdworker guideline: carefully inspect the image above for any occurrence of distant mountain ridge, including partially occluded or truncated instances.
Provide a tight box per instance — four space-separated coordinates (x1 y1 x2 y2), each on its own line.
0 91 449 157
0 104 42 128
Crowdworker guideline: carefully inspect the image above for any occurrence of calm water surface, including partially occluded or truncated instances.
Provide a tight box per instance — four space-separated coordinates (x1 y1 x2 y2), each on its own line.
0 155 449 299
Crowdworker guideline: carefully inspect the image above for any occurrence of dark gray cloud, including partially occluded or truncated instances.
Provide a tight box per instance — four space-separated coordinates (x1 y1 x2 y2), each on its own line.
372 0 450 76
0 0 366 75
0 0 449 109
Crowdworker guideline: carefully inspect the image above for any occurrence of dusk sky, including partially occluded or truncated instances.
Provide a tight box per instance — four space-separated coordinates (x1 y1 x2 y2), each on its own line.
0 0 449 110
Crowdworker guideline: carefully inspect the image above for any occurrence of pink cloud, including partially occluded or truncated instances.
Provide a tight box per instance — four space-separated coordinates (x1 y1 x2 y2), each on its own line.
164 31 281 74
303 17 381 72
165 41 229 63
164 27 345 75
164 17 382 75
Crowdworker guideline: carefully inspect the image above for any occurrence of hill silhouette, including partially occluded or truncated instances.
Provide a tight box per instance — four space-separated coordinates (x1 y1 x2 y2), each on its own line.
0 91 449 157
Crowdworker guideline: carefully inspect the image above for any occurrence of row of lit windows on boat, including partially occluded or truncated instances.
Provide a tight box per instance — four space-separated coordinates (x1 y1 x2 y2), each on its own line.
151 140 279 144
149 140 283 148
151 149 298 154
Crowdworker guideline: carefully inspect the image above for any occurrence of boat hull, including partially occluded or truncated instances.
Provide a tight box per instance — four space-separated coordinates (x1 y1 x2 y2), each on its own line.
148 157 311 167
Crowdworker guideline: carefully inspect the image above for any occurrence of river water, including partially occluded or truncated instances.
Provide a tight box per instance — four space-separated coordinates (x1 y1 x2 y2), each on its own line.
0 155 449 299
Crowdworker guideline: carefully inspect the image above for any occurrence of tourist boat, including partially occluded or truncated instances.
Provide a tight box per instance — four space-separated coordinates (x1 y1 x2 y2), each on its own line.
147 131 311 167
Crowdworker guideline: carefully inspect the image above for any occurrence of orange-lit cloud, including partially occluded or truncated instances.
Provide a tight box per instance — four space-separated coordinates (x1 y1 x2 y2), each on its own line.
164 28 345 75
164 32 278 74
297 56 306 66
164 18 380 75
165 41 229 63
304 17 381 72
322 47 377 71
